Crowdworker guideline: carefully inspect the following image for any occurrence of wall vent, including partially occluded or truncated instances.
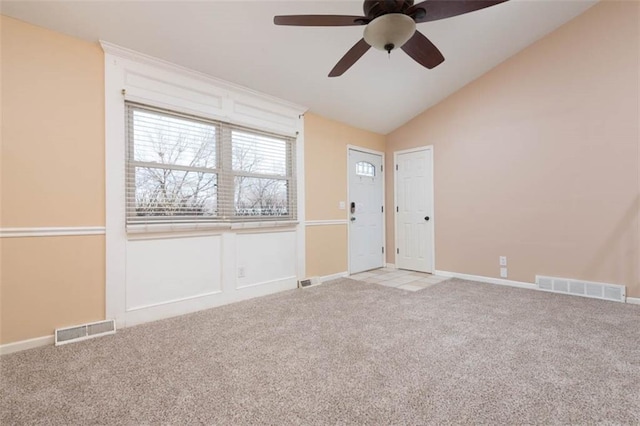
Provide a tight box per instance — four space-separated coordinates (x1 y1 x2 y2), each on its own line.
535 275 625 303
298 277 319 289
55 319 116 346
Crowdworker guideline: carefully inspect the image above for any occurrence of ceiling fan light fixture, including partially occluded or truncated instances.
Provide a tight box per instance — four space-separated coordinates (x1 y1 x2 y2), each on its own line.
363 13 416 53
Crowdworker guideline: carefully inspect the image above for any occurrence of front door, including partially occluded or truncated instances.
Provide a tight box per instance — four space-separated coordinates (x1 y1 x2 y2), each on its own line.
395 147 434 273
348 148 384 274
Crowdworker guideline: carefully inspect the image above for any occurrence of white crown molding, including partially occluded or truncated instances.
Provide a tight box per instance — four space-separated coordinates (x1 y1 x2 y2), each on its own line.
305 220 348 226
0 227 106 238
99 40 307 116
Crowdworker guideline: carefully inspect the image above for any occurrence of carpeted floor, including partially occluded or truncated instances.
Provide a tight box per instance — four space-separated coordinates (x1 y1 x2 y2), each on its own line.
1 278 639 425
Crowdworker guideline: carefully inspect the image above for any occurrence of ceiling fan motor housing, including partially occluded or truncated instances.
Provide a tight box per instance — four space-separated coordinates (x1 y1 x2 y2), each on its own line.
363 0 415 17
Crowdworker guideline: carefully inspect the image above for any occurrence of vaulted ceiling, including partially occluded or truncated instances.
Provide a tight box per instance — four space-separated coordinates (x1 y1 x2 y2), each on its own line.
2 0 598 134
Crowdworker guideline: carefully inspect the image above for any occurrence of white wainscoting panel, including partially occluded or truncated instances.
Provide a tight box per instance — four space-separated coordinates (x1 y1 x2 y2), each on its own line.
126 236 222 311
104 42 306 329
236 231 297 289
124 69 227 122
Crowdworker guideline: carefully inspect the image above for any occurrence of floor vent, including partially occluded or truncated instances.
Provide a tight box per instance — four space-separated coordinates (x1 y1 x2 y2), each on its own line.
55 319 116 346
536 276 626 303
298 277 319 289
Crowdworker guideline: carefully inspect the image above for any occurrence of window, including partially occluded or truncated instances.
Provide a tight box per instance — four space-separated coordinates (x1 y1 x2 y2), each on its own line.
126 103 296 226
355 161 375 177
232 130 293 218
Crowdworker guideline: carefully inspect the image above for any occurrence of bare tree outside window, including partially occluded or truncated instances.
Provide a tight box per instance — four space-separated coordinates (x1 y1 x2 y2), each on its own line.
126 103 296 226
232 130 291 218
129 108 218 221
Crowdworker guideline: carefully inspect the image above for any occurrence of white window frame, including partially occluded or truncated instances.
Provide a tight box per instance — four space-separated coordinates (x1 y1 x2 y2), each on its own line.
125 103 297 227
229 126 297 222
103 42 307 325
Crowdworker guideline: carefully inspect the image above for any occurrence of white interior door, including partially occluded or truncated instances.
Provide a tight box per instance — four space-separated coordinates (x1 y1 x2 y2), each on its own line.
395 148 434 273
348 149 384 274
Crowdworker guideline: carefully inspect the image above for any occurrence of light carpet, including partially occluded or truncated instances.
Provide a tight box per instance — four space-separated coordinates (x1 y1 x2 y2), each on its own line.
1 278 639 425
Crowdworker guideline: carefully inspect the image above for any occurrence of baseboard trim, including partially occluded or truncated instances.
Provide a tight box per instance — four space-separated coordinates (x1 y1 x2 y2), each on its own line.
385 263 396 269
0 335 54 355
435 270 640 306
0 226 105 238
318 271 349 282
124 277 297 328
434 270 537 290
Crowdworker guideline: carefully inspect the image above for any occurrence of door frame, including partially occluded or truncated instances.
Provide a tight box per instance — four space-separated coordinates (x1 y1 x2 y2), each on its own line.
346 145 386 275
393 145 435 272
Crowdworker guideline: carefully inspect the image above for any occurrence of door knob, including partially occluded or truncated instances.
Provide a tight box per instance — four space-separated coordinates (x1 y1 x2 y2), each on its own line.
424 216 430 221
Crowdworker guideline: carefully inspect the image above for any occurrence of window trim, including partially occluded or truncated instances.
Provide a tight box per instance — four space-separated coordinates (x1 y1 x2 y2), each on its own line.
104 41 307 324
355 161 376 177
125 102 297 228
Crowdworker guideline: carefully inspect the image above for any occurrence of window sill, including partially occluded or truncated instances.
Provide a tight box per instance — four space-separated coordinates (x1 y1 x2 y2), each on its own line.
126 222 230 239
125 220 299 239
230 220 298 230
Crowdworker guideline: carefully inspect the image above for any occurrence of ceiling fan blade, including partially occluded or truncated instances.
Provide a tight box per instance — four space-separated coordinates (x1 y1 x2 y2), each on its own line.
329 39 371 77
274 15 367 26
408 0 509 23
401 31 445 69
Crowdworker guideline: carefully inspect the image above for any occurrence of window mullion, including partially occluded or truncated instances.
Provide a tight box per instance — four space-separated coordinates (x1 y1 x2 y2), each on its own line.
288 139 296 220
219 124 234 220
126 105 136 226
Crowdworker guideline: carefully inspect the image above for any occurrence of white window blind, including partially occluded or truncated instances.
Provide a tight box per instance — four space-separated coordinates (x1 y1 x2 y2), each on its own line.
126 103 296 227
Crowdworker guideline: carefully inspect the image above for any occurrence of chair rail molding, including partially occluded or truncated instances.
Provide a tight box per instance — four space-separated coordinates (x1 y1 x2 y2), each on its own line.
305 220 349 226
0 227 106 238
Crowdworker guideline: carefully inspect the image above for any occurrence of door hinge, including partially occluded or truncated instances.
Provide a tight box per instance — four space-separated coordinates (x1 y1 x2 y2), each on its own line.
381 206 384 213
395 164 398 171
382 247 384 254
397 248 399 254
381 165 383 172
396 206 399 212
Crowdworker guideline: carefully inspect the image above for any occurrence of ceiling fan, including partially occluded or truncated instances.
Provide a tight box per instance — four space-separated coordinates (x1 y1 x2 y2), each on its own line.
274 0 509 77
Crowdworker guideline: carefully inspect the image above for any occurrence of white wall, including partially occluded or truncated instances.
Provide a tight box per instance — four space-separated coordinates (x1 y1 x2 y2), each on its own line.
103 43 306 327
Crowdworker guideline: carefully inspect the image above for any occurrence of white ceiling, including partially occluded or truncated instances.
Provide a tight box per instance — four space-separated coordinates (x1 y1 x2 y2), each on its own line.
2 0 598 134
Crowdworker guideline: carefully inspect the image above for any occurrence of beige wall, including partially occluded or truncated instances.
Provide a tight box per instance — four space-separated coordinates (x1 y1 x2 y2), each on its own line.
2 2 638 345
1 237 105 343
304 113 385 277
0 16 106 344
386 1 640 297
305 226 348 279
0 18 388 344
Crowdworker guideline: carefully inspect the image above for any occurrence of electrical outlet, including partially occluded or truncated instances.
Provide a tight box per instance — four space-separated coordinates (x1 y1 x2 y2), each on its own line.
500 268 508 278
499 256 507 266
238 266 245 278
339 201 346 210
